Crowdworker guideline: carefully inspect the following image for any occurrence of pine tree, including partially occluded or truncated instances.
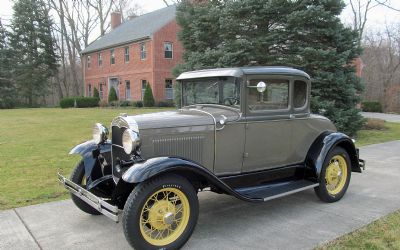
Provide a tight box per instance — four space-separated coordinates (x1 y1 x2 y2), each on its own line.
10 0 58 107
108 87 118 102
93 87 100 99
0 19 16 108
175 0 364 135
143 83 155 107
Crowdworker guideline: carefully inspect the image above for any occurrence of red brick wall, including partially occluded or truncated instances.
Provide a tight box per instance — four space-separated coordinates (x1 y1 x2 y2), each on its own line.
152 20 183 101
84 39 154 101
83 20 183 103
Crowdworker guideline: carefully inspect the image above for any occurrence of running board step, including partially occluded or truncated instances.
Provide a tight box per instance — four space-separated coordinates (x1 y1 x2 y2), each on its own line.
234 180 319 201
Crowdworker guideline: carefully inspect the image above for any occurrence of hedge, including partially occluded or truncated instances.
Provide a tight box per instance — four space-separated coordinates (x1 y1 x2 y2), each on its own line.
60 97 100 108
361 101 382 113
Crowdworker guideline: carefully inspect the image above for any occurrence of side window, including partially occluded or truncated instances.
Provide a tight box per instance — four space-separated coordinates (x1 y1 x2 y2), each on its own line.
248 79 289 111
293 80 307 108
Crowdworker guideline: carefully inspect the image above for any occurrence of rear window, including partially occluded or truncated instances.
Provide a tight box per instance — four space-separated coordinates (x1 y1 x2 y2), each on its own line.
293 80 307 108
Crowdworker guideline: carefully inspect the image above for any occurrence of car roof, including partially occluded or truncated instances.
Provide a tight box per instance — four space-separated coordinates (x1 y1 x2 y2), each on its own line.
176 66 310 80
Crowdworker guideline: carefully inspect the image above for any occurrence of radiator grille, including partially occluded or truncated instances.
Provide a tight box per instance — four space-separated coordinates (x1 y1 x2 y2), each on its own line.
153 136 204 164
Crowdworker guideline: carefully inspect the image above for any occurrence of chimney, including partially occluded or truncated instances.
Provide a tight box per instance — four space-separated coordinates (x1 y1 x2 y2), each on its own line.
111 12 122 30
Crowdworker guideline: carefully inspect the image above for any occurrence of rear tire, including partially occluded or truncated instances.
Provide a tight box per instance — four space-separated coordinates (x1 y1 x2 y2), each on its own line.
123 174 199 250
314 147 351 203
70 161 101 215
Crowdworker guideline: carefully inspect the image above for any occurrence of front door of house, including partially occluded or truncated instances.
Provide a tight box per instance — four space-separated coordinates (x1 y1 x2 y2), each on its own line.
109 78 119 98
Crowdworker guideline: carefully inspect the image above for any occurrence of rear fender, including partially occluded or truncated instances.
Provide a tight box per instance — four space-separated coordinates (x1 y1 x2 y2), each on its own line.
306 132 361 180
69 140 111 184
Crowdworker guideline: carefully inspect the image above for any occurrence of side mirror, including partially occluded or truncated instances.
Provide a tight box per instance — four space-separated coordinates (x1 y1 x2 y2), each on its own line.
256 81 266 93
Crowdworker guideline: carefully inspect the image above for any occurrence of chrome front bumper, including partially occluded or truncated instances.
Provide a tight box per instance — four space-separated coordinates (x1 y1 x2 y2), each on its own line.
57 173 121 222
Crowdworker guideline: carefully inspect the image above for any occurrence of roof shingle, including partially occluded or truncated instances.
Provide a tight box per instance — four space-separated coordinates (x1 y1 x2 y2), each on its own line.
81 5 176 54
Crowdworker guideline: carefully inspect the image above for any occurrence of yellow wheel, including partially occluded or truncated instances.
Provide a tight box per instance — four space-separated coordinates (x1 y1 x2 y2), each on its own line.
315 147 351 202
123 175 199 250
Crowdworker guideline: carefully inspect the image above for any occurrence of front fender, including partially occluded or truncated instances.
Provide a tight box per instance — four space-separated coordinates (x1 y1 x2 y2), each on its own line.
306 132 361 180
122 157 260 202
69 140 111 183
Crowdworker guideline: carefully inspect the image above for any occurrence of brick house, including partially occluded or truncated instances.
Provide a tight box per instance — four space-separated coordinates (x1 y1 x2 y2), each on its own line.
81 6 182 102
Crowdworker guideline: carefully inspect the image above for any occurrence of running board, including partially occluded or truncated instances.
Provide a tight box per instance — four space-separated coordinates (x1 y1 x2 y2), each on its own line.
234 180 319 202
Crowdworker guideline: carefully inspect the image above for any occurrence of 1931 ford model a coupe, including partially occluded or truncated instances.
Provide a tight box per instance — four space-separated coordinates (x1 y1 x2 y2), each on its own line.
58 67 365 250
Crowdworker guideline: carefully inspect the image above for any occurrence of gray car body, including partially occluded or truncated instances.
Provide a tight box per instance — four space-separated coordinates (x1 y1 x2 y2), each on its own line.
116 67 336 177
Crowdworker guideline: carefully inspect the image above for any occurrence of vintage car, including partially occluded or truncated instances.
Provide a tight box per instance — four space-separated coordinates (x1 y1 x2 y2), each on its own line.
58 66 365 250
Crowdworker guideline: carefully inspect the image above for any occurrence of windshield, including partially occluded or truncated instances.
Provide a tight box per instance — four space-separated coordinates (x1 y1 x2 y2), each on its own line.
182 77 240 108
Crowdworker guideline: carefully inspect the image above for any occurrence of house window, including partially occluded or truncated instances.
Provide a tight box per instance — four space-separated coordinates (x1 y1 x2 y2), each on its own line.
99 83 104 99
98 53 103 66
140 43 146 60
165 79 173 100
124 46 130 62
87 56 91 68
141 80 147 99
87 84 92 97
125 80 131 100
164 42 173 59
110 49 115 64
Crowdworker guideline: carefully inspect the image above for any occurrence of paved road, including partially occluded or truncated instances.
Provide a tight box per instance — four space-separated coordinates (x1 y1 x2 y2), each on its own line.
362 112 400 123
1 141 400 250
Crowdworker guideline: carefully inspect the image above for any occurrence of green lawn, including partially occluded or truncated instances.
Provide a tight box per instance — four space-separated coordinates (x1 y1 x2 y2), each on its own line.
355 122 400 147
317 210 400 250
0 107 171 210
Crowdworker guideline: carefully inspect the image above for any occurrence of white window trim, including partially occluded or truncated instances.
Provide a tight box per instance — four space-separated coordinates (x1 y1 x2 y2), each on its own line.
164 42 173 59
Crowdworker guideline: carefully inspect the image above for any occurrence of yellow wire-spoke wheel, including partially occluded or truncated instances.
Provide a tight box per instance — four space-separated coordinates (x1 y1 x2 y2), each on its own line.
325 155 348 195
139 187 190 246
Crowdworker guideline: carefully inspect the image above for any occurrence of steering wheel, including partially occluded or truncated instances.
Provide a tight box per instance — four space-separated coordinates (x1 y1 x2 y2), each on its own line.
224 97 239 106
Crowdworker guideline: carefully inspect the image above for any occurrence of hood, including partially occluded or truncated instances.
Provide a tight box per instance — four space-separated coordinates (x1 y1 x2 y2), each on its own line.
126 109 214 130
113 106 241 131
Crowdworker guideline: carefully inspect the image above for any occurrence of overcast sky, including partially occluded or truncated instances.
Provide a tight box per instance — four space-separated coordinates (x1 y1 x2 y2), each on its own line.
1 0 400 39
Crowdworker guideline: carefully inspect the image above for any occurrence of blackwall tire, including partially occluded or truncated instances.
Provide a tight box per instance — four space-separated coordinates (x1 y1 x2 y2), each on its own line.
314 147 352 203
70 161 102 215
123 174 199 250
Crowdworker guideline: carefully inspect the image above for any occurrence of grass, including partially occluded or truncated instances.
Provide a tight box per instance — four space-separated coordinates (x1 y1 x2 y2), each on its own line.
355 122 400 147
0 107 171 210
317 210 400 250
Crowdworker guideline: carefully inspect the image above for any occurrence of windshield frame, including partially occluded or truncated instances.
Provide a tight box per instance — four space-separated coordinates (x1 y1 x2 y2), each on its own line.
180 76 241 110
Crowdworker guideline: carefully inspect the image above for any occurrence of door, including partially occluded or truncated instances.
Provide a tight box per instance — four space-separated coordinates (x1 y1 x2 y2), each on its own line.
242 77 292 172
109 77 119 98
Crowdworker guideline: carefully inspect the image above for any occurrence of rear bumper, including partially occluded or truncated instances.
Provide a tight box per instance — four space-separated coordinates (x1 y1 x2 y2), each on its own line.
57 173 121 222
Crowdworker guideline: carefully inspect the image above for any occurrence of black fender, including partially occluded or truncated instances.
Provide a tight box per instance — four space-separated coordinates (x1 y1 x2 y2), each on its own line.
121 157 262 202
306 132 362 180
69 140 111 184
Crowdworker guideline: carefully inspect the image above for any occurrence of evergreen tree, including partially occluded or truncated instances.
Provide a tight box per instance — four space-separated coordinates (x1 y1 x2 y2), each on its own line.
10 0 58 107
175 0 364 135
0 19 16 108
93 87 100 99
143 83 155 107
108 87 118 102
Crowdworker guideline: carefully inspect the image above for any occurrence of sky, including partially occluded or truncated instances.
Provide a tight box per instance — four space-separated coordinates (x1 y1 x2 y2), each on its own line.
1 0 400 39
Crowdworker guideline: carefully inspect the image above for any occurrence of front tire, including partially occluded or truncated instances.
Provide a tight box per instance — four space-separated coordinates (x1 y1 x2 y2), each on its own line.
123 174 199 250
314 147 351 203
70 161 101 215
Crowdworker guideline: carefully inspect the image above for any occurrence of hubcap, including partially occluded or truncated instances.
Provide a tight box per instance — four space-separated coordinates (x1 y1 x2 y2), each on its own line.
325 155 348 195
139 187 190 246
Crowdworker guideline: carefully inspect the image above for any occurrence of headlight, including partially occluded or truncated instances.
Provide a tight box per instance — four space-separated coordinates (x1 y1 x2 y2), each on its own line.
92 123 108 144
122 129 140 154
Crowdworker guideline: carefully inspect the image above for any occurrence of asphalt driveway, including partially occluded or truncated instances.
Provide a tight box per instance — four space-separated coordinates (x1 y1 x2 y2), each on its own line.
1 141 400 250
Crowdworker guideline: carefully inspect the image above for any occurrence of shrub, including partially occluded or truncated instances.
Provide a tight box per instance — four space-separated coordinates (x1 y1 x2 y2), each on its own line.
133 101 143 108
157 101 175 107
364 118 387 130
108 87 118 102
120 100 131 107
362 101 382 113
59 97 100 108
109 101 120 107
93 87 99 99
143 83 155 107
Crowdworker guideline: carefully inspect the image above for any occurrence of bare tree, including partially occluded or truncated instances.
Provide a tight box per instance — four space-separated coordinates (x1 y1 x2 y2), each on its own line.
88 0 114 36
163 0 181 6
